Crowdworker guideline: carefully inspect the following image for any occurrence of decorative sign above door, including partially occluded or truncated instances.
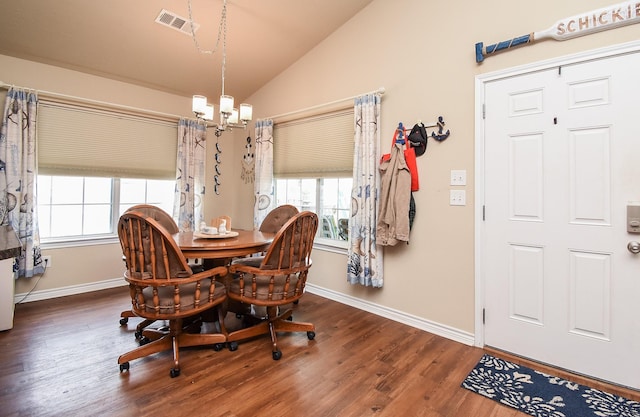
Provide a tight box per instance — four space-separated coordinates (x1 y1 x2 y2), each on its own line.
475 1 640 62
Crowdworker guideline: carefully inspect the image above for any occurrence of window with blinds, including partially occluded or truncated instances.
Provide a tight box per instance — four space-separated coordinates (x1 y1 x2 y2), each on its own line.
37 102 178 179
272 108 354 248
35 100 178 243
273 109 353 178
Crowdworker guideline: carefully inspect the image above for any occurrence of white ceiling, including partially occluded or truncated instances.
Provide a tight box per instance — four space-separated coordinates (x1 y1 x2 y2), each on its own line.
0 0 373 102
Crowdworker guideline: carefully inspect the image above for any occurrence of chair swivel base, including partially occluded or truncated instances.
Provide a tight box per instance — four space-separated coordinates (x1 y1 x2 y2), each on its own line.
226 307 315 360
118 320 226 377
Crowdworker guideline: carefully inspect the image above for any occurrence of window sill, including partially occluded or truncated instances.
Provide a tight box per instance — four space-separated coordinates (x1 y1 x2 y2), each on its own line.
313 237 348 255
40 235 119 250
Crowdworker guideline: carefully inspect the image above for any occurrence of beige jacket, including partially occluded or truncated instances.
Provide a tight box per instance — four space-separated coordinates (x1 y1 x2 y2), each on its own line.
377 142 411 246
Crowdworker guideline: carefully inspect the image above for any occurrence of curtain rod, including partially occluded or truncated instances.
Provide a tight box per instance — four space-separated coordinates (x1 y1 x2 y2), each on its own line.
264 87 385 122
0 81 183 123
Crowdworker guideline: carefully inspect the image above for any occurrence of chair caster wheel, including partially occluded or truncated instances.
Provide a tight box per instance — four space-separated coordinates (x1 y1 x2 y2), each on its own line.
138 336 151 346
119 317 128 326
213 343 225 351
307 331 315 340
272 350 282 361
119 362 130 372
170 368 180 378
134 330 143 339
228 341 238 351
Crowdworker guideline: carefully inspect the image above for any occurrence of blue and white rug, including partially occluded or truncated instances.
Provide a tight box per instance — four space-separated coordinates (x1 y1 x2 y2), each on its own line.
462 354 640 417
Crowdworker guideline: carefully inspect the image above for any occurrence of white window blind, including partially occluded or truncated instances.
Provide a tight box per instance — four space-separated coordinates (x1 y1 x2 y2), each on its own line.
37 102 178 179
273 109 353 178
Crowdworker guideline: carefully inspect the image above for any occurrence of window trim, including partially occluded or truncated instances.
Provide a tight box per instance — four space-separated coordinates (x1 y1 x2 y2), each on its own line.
314 236 348 253
38 176 175 247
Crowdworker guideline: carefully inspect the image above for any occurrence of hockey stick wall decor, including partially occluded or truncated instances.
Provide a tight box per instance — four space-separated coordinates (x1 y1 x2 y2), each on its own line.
475 1 640 62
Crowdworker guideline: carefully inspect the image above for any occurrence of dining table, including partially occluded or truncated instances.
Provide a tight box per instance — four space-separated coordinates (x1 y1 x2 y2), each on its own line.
175 228 275 261
174 228 275 320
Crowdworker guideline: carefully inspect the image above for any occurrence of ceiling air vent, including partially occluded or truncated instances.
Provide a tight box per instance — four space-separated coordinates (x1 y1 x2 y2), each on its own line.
155 9 199 36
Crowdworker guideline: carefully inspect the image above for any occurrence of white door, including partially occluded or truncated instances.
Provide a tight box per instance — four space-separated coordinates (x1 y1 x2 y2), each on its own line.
482 51 640 389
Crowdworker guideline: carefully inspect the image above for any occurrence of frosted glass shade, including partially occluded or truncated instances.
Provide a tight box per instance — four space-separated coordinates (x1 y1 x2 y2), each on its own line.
220 95 234 114
239 103 253 121
203 104 214 121
228 108 239 124
192 95 207 114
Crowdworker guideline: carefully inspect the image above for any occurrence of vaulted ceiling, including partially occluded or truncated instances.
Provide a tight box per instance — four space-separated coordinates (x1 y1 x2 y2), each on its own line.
0 0 373 102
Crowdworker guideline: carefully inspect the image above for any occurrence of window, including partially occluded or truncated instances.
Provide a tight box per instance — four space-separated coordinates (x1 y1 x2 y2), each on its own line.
118 178 174 216
35 100 178 244
37 176 174 242
272 108 354 248
275 178 351 244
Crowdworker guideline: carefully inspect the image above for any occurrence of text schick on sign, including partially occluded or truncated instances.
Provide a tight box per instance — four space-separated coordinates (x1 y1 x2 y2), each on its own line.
554 1 640 38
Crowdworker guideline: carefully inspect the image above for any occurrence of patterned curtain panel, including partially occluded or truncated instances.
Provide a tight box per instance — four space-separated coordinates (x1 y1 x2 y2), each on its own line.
253 119 275 228
347 93 383 287
0 88 45 278
173 119 206 232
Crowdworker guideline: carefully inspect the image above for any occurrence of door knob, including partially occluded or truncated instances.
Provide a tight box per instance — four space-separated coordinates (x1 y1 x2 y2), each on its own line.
627 241 640 254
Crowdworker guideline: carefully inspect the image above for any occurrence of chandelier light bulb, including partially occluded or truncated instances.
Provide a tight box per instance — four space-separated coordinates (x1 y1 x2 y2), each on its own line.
228 108 239 124
220 95 234 115
192 95 207 114
239 103 253 122
203 104 214 121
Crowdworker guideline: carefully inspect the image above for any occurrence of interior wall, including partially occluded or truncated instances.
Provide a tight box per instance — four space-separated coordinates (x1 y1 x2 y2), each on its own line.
1 0 638 337
239 0 640 333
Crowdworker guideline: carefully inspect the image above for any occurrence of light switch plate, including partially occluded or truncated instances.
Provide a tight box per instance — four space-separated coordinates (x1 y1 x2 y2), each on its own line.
450 170 467 186
450 190 466 206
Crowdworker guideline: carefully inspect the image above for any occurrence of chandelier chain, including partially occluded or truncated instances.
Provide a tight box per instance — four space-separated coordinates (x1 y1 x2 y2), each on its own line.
187 0 227 55
189 0 251 134
187 0 228 95
221 4 227 96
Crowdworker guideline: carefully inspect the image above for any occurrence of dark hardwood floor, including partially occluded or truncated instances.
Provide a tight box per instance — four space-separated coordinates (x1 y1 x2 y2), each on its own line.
1 287 637 417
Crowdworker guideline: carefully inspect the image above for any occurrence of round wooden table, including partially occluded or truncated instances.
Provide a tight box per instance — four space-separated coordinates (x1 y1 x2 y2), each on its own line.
176 229 274 260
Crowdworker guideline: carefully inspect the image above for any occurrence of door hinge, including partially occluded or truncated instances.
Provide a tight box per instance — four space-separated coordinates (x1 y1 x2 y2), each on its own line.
482 308 486 324
482 103 486 119
558 66 562 76
482 205 486 221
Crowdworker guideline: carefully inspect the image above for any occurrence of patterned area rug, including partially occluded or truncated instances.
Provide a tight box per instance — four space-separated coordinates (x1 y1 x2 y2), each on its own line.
462 354 640 417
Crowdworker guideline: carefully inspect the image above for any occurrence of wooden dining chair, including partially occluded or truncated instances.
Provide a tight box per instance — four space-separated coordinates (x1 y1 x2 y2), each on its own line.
117 211 228 377
259 204 299 233
255 204 300 312
119 204 179 339
226 211 318 360
246 204 299 262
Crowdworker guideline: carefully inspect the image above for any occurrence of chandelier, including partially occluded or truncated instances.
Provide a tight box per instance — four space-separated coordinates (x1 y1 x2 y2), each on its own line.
188 0 252 137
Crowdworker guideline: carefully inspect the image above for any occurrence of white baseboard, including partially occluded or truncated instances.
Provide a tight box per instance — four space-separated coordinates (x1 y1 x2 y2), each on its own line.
13 278 476 346
14 278 127 304
305 283 476 346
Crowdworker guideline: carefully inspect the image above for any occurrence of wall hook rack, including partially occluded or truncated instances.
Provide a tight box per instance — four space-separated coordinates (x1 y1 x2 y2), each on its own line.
410 116 451 142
